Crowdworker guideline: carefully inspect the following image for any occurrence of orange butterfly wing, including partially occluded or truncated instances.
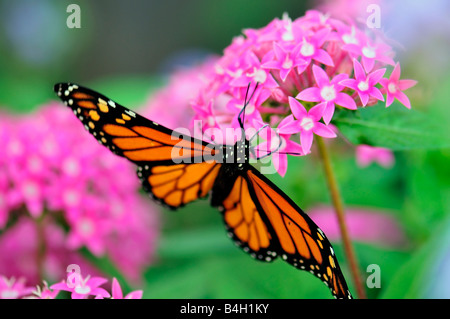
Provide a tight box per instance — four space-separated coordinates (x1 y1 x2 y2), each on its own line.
220 166 352 299
54 83 221 208
140 162 221 208
54 83 217 166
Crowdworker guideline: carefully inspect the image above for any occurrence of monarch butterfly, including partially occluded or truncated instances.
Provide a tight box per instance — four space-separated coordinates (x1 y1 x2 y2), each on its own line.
54 82 352 299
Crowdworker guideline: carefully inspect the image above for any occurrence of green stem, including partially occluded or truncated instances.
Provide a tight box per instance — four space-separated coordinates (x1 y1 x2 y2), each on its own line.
36 215 47 281
316 136 367 299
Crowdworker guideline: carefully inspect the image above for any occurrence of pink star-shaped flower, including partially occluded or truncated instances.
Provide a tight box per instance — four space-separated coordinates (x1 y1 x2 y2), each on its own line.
283 97 337 154
296 64 356 124
111 278 143 299
0 276 34 299
296 28 334 73
229 51 279 89
51 274 111 299
343 39 395 73
261 42 307 81
28 281 59 299
340 59 386 106
379 63 417 109
355 145 394 168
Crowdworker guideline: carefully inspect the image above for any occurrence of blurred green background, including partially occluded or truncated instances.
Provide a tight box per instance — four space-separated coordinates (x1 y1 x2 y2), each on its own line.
1 0 450 299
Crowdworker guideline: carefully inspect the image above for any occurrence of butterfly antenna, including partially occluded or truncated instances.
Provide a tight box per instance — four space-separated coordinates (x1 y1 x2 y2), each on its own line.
255 136 283 160
238 82 259 135
249 124 269 142
255 149 304 157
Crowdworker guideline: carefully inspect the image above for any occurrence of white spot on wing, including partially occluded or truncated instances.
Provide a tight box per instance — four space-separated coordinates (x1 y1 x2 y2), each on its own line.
125 110 136 118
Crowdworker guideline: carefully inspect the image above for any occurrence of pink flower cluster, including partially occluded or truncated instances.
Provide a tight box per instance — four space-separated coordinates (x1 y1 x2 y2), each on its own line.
0 103 159 284
187 11 416 175
143 57 219 131
0 272 142 299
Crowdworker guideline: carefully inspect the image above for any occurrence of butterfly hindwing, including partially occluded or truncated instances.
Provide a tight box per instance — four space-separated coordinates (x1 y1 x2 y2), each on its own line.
219 174 276 260
139 161 222 209
220 165 352 299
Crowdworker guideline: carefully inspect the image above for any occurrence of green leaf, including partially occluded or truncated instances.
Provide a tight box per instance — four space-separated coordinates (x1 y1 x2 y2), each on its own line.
333 102 450 150
380 217 450 298
144 226 336 298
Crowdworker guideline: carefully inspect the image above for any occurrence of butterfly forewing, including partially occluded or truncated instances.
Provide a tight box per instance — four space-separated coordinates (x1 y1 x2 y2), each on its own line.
54 83 216 166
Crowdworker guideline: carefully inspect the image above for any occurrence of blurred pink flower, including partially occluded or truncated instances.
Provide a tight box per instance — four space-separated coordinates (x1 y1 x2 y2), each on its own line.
356 144 395 168
51 274 110 299
143 56 219 131
0 276 34 299
111 278 143 299
340 59 386 106
309 205 408 247
0 103 160 284
379 63 417 109
28 281 59 299
317 0 384 22
0 217 101 285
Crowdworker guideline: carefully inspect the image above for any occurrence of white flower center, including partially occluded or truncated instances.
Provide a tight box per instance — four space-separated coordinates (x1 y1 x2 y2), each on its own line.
63 158 80 176
215 64 224 75
320 86 336 101
300 41 315 57
388 82 397 93
27 157 43 173
300 117 314 131
75 285 91 295
23 181 39 199
1 289 18 299
244 104 255 115
270 136 285 152
63 190 80 206
282 30 294 41
282 57 293 69
357 81 369 92
247 68 267 83
79 218 94 236
342 34 358 44
342 27 358 45
207 116 215 127
362 46 376 59
7 140 23 156
41 139 57 156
